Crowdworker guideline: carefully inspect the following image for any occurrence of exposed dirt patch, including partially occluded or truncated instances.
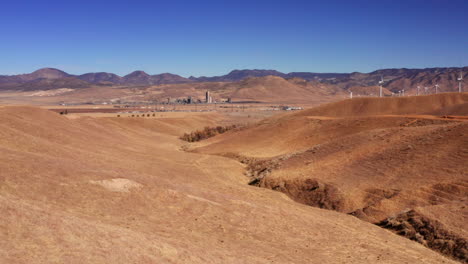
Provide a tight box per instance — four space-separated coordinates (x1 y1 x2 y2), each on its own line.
89 178 143 193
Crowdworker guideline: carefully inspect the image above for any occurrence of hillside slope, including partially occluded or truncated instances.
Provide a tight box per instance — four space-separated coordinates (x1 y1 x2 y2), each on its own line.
191 93 468 261
0 106 457 263
296 93 468 117
225 76 345 103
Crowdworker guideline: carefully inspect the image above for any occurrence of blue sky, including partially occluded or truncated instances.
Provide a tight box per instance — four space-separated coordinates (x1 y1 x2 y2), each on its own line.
1 0 467 76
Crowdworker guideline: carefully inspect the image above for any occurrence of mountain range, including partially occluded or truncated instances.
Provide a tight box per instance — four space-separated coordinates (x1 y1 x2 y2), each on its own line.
0 67 466 94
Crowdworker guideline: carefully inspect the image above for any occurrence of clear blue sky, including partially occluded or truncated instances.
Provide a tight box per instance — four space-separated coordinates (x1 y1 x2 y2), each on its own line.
1 0 467 77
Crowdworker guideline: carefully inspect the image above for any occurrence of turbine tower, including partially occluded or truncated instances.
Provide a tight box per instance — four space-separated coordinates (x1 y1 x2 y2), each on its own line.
435 84 439 94
458 70 463 93
417 86 421 96
378 76 384 97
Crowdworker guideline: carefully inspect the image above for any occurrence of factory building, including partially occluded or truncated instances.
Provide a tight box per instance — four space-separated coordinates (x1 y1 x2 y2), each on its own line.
205 91 212 103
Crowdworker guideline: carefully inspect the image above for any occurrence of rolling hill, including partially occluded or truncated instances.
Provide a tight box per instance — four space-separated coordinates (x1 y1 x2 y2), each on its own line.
0 106 457 263
78 72 123 84
0 68 71 86
227 76 345 102
12 77 94 91
191 93 468 261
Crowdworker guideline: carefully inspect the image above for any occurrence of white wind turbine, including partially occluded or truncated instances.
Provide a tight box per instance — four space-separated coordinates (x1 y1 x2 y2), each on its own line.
458 70 463 92
378 76 384 97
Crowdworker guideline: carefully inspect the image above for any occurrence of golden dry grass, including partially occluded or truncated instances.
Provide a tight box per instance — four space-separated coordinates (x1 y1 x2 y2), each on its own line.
0 106 459 263
192 93 468 261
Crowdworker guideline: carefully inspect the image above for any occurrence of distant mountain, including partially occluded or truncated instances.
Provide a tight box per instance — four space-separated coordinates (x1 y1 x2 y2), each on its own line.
0 68 70 85
0 66 466 92
191 69 287 82
189 69 351 83
26 68 70 80
0 68 193 90
121 71 191 85
334 67 468 94
78 72 122 84
0 68 89 91
12 77 93 91
151 73 192 84
376 67 467 94
286 72 350 81
121 71 152 85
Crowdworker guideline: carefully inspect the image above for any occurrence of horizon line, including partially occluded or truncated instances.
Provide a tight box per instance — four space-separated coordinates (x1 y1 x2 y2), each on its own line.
2 65 467 78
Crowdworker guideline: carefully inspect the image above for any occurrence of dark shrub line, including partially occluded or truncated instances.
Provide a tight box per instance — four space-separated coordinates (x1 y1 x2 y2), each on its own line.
180 125 238 142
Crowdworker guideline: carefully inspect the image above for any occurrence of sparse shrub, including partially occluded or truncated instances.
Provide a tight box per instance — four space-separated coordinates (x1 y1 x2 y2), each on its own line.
180 125 238 142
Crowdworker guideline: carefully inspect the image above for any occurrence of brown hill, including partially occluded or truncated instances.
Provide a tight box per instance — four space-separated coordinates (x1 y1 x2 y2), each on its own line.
151 73 192 84
76 76 345 104
384 68 467 94
18 68 70 81
122 71 192 85
121 70 152 85
13 77 94 91
192 93 468 157
0 106 456 263
191 69 287 82
331 67 467 94
348 85 393 96
224 76 345 103
253 119 468 261
0 68 192 91
0 68 70 87
78 72 123 84
191 93 468 261
295 92 468 117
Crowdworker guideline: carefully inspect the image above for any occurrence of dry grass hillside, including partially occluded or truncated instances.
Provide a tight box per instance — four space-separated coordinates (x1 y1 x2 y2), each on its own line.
226 76 345 103
0 106 458 263
295 92 468 117
348 85 393 97
191 93 468 262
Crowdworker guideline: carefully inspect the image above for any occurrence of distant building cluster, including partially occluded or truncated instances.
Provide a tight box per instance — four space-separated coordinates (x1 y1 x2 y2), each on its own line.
282 106 304 111
165 91 231 104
